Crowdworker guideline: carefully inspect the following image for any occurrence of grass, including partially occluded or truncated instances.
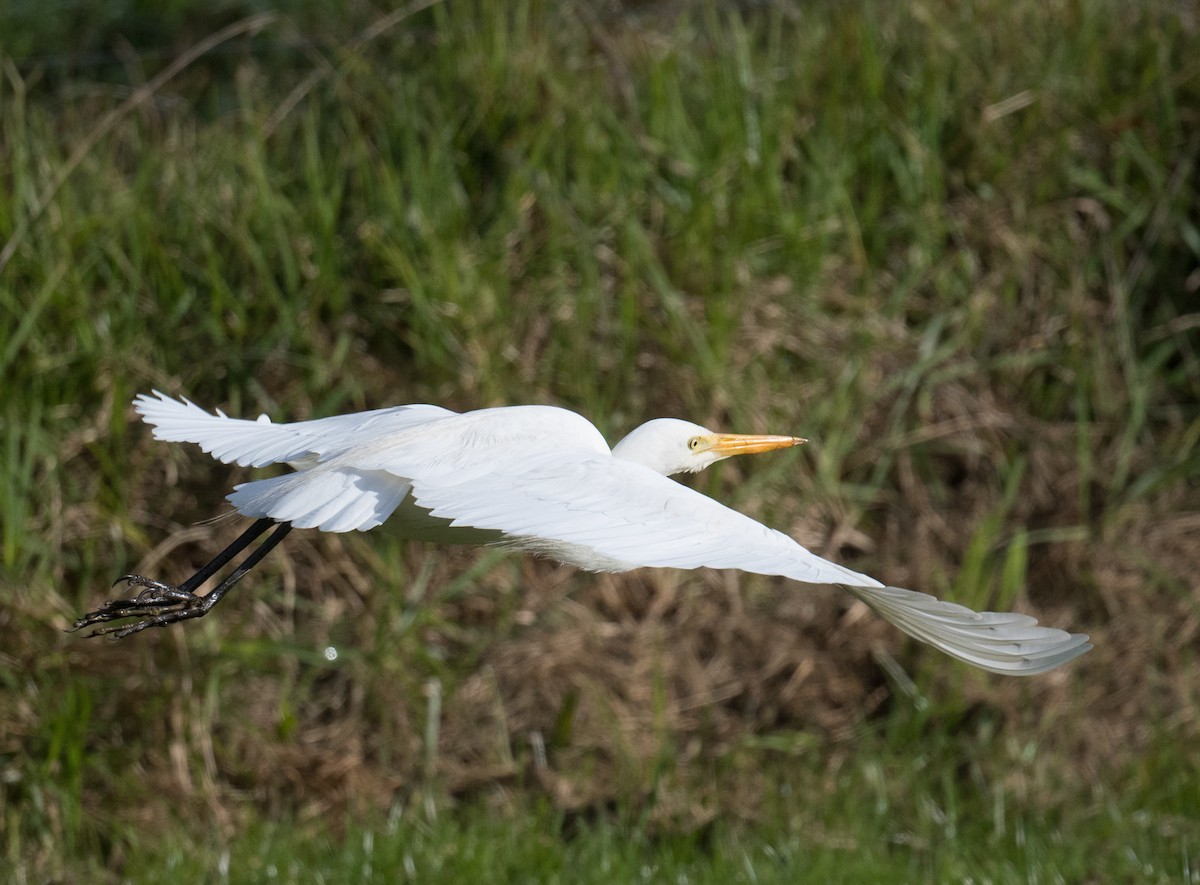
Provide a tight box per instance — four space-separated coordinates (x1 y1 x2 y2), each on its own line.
1 0 1198 880
35 732 1200 883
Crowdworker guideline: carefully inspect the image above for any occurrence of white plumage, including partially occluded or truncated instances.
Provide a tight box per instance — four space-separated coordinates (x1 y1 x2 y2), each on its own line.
121 390 1091 675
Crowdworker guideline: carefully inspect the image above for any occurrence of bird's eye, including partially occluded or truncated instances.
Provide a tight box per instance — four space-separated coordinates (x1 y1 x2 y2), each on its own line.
688 436 701 451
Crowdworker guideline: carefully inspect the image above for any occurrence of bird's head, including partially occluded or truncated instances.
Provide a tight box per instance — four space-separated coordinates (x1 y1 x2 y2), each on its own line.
611 418 806 476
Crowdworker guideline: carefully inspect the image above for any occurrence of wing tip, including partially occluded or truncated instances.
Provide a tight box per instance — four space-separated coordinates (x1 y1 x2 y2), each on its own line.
846 583 1093 676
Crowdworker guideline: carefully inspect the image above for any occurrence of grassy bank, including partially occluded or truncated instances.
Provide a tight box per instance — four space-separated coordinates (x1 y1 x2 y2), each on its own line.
1 0 1197 880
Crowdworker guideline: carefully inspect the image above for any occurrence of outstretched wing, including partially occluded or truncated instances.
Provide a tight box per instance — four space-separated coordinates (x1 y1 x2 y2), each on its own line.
380 448 1090 675
391 447 884 586
134 390 457 468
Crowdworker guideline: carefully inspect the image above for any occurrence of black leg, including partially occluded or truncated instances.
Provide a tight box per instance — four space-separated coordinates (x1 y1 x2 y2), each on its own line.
71 519 293 639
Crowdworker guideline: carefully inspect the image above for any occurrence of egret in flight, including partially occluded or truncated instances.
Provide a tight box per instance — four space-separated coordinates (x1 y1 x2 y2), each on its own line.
73 392 1091 675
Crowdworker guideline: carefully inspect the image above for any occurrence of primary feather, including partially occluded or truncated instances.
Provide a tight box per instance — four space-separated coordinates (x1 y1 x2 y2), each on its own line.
135 391 455 468
133 392 1091 675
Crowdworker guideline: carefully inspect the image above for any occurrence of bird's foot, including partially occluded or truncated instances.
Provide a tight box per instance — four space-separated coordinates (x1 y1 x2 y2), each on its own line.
70 575 214 639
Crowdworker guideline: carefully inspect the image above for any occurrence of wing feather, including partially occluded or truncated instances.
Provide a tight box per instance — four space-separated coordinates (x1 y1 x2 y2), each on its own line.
378 449 1088 675
845 585 1092 675
228 467 412 533
381 447 886 587
134 390 456 468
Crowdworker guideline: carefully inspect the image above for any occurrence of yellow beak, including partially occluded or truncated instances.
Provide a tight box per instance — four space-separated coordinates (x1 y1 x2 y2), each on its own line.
707 433 807 456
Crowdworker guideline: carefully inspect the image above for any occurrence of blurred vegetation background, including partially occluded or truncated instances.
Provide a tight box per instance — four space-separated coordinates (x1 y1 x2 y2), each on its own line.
1 0 1197 881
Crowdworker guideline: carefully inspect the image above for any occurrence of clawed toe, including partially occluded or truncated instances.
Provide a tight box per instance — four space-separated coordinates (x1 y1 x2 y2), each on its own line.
71 575 206 638
72 519 293 640
111 575 193 604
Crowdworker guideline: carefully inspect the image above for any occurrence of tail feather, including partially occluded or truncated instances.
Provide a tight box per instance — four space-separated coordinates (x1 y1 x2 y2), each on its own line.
844 584 1090 675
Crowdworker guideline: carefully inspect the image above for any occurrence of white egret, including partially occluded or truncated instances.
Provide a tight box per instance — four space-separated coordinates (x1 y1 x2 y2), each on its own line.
73 391 1091 675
